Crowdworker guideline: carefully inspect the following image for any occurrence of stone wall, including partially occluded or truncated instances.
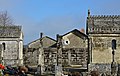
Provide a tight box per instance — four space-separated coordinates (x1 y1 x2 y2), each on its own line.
90 36 120 63
23 48 39 66
0 40 19 66
88 63 111 75
61 32 88 70
62 33 87 48
62 48 88 68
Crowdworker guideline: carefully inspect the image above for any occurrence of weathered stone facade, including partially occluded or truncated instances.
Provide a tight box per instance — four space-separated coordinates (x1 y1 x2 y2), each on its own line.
86 10 120 75
24 29 89 75
87 11 120 64
23 48 39 66
61 29 88 71
0 25 23 66
24 36 57 66
23 11 120 75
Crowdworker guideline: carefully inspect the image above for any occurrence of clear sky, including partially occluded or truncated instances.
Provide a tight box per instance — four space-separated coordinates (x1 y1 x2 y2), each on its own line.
0 0 120 44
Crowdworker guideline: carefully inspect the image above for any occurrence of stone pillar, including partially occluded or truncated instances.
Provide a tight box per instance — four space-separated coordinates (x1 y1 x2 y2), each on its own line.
88 9 90 17
56 34 63 76
19 40 23 66
17 32 24 66
68 50 71 65
38 32 44 75
90 38 92 63
38 47 44 75
17 39 23 66
1 44 4 65
17 40 20 66
0 44 4 64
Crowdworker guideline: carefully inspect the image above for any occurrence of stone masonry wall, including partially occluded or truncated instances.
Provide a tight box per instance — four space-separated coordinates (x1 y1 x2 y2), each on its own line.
91 36 120 63
0 40 19 66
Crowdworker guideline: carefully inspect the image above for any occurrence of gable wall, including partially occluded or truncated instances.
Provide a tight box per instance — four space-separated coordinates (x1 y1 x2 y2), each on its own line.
62 33 87 48
28 37 56 48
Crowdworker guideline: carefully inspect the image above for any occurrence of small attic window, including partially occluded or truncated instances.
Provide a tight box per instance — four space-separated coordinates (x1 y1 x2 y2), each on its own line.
66 41 68 44
63 40 70 45
2 43 5 50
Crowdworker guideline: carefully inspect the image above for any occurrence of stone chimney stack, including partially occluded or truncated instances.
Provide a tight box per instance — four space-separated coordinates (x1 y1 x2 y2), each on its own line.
40 32 43 46
40 32 43 39
56 34 62 48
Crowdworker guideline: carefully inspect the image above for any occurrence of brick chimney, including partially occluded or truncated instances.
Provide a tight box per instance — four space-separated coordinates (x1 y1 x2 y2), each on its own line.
80 28 85 33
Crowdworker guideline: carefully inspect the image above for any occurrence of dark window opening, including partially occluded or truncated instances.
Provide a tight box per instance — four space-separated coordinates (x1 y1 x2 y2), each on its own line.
66 41 68 44
112 39 116 50
2 43 5 50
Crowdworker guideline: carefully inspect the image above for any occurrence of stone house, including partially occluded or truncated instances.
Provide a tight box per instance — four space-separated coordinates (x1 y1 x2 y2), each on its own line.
0 25 23 66
24 29 89 75
60 29 89 73
86 10 120 74
23 34 57 75
24 35 57 66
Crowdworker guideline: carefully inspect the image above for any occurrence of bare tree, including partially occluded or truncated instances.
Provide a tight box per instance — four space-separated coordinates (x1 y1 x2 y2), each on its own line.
0 11 13 26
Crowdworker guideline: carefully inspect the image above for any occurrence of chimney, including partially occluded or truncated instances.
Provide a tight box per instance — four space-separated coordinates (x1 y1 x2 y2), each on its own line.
56 34 59 42
40 32 43 46
56 34 62 47
40 32 43 39
80 28 85 33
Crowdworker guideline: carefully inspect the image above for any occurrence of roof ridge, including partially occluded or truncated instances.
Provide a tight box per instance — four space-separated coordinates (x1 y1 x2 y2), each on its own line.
27 35 56 45
62 29 88 38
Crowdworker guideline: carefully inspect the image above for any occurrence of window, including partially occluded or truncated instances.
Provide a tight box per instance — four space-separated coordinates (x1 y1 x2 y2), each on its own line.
63 39 70 45
112 39 116 49
2 43 5 50
66 41 68 44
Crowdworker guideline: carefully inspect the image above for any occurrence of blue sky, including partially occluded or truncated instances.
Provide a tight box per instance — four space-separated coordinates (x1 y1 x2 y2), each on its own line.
0 0 120 44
